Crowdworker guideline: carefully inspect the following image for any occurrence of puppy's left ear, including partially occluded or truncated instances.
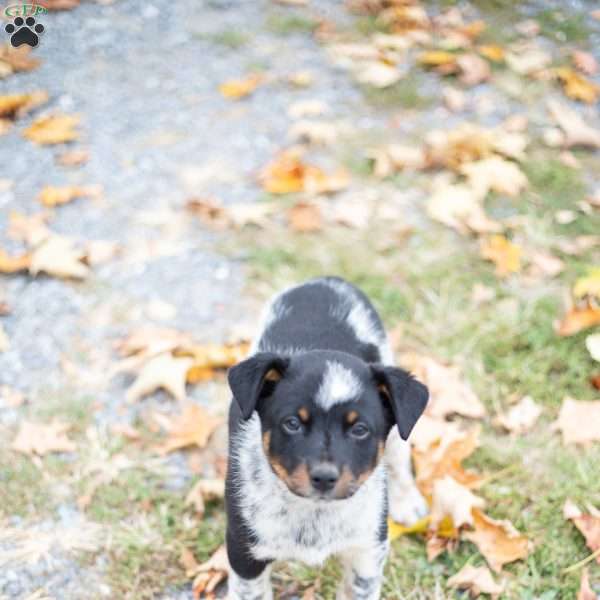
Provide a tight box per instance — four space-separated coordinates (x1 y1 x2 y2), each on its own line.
228 352 289 420
371 365 428 440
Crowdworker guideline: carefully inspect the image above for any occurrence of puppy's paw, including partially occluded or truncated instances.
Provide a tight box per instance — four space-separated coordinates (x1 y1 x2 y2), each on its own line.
388 483 428 526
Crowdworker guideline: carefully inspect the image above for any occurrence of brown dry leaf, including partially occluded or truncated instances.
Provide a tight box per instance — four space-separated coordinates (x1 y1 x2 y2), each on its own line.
0 44 40 77
288 201 323 232
495 396 542 434
557 306 600 336
460 157 528 198
260 150 348 195
548 100 600 148
23 114 80 145
480 235 522 277
0 91 48 119
572 51 598 76
0 247 31 274
465 509 530 573
564 500 600 564
29 235 89 279
552 398 600 446
430 476 485 529
155 404 222 454
12 420 76 456
126 352 193 402
190 545 229 599
185 478 225 517
457 53 491 86
556 67 600 104
447 564 504 598
219 73 264 100
578 569 597 600
38 185 96 207
56 149 89 167
177 341 250 382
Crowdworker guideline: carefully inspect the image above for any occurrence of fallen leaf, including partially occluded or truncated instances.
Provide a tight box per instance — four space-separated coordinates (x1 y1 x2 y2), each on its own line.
465 509 530 573
586 334 600 362
572 51 598 76
126 352 193 402
574 268 600 301
177 341 250 382
190 545 229 599
442 86 466 112
56 149 89 167
0 44 40 77
388 516 430 540
12 420 76 456
460 157 528 197
480 235 522 277
0 247 31 273
418 50 458 71
23 114 80 145
155 404 222 454
548 100 600 148
430 476 485 529
29 235 89 279
552 398 600 446
527 250 564 278
477 45 505 63
287 99 329 119
457 53 490 86
38 185 97 207
0 91 48 119
495 396 542 434
557 306 600 336
355 61 403 88
506 43 551 75
556 67 600 104
219 73 264 100
564 500 600 564
185 478 225 517
578 569 597 600
8 211 50 246
288 120 338 146
448 564 504 598
287 201 323 232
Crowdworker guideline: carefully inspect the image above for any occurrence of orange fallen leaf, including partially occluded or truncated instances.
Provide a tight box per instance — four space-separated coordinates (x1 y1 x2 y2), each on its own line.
0 43 41 76
288 201 323 232
556 67 600 104
12 420 77 456
0 247 31 273
465 509 530 573
23 113 80 144
552 398 600 446
56 149 90 167
447 564 504 598
176 341 250 380
557 306 600 336
219 73 264 100
0 91 48 119
155 404 222 454
38 185 96 207
480 235 522 277
190 545 229 600
564 500 600 564
478 45 505 63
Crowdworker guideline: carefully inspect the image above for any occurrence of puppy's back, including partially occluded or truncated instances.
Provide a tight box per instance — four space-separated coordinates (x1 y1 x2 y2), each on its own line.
255 276 393 364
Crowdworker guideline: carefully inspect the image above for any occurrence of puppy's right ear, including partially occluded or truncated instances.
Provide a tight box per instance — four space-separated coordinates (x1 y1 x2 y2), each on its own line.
227 352 289 420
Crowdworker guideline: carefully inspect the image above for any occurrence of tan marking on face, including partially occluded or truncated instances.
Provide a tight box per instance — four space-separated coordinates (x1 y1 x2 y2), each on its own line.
298 407 310 423
262 431 271 457
377 382 391 401
264 368 282 383
289 463 311 495
345 410 359 425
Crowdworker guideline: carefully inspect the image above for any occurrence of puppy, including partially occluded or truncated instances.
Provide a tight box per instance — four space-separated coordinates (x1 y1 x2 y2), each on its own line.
226 277 428 600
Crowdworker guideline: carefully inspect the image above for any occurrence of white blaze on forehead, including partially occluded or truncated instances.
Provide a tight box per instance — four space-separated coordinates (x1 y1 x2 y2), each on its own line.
316 361 362 409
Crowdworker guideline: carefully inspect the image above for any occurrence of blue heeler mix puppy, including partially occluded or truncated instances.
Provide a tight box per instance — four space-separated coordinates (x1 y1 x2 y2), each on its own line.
225 277 429 599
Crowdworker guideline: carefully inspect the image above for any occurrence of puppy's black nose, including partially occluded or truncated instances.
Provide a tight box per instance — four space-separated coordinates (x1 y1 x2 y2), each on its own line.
310 463 340 493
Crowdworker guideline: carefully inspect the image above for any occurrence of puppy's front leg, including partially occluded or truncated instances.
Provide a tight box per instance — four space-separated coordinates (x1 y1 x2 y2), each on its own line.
227 566 272 600
336 541 389 600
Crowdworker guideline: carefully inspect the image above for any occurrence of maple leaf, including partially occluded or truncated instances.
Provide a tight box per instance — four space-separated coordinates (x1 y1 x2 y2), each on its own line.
564 500 600 564
125 352 193 402
460 157 528 198
287 201 323 232
29 234 89 279
552 397 600 446
189 544 229 599
494 396 542 434
155 404 222 454
185 478 225 518
430 476 485 529
548 100 600 149
480 235 522 277
447 564 504 598
465 509 530 573
219 73 264 100
23 114 80 145
12 420 77 456
556 67 600 104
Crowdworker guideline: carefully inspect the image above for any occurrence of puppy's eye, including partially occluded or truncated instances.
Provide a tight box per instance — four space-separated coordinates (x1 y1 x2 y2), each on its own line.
282 416 302 434
349 422 370 440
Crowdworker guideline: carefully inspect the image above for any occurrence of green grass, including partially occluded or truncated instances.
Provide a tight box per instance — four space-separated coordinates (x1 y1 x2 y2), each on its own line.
195 29 251 49
535 8 591 43
361 73 434 110
265 13 319 36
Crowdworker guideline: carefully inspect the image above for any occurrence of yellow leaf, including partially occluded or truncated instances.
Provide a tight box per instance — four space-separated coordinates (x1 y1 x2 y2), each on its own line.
418 50 458 68
0 90 47 118
480 235 522 277
464 509 530 573
29 234 89 279
23 113 80 144
574 268 600 300
219 73 264 100
0 247 31 273
556 67 600 104
38 185 91 207
478 44 505 62
388 516 430 540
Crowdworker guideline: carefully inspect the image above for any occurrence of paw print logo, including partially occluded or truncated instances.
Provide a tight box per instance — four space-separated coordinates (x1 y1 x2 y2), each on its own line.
5 16 44 48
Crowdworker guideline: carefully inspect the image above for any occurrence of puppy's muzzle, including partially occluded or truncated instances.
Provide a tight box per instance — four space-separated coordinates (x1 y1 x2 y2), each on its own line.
309 463 340 494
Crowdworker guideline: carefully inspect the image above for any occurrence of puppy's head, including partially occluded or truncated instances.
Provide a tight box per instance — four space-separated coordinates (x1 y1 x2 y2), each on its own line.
228 350 428 501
